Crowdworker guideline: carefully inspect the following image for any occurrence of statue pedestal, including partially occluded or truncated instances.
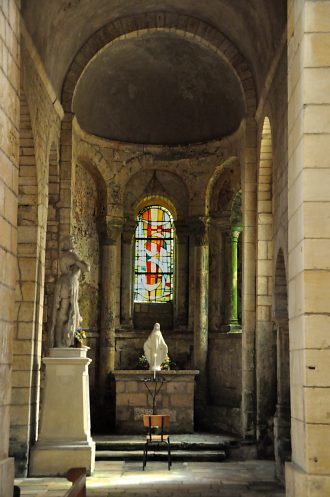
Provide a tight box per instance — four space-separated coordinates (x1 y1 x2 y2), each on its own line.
29 348 95 476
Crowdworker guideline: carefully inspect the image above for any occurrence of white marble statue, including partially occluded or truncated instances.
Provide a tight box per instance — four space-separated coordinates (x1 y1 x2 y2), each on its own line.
144 322 168 371
49 235 90 348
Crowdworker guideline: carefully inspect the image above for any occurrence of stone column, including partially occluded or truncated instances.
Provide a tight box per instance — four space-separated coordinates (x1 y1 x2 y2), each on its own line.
241 117 257 440
286 2 330 495
174 222 189 328
228 229 242 331
120 220 136 329
208 218 223 332
99 218 122 394
191 217 209 419
274 319 291 482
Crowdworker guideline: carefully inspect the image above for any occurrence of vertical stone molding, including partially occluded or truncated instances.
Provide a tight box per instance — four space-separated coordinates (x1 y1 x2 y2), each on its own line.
208 218 223 332
120 220 136 329
241 117 258 439
58 113 74 238
99 217 123 392
286 1 330 495
174 221 189 328
190 217 209 418
0 1 20 494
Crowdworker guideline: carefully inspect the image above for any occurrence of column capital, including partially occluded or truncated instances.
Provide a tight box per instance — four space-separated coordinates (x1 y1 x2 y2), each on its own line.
209 214 231 233
231 229 241 243
174 221 189 243
189 217 210 246
104 217 123 245
122 220 137 243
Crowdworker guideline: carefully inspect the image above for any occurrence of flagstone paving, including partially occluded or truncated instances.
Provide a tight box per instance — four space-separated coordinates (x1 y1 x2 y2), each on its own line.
15 460 285 497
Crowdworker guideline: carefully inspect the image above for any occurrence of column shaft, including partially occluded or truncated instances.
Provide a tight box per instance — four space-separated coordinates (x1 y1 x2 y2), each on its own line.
99 219 122 395
191 218 209 419
229 230 241 330
174 223 189 328
120 222 136 329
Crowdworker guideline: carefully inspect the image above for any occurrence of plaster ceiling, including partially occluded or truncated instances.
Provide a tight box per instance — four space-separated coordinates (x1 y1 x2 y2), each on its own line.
72 32 245 144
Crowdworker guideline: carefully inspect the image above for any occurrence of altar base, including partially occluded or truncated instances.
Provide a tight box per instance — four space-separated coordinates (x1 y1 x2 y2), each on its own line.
114 370 199 433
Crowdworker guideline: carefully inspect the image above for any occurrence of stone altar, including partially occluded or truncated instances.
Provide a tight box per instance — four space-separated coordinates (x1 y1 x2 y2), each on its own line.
114 370 199 433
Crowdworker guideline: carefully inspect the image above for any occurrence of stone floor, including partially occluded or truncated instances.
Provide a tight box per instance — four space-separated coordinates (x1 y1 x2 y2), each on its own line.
15 460 285 497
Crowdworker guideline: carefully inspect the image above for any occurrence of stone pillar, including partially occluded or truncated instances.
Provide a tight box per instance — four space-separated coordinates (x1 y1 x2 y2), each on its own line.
174 222 189 328
120 221 136 329
208 218 223 332
241 117 258 440
274 318 291 482
286 2 330 495
191 217 209 419
29 348 95 476
229 229 242 331
0 1 20 494
99 218 122 393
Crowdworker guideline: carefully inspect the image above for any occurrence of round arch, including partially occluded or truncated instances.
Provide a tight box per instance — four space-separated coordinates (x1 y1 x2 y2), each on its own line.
61 13 256 117
256 116 276 457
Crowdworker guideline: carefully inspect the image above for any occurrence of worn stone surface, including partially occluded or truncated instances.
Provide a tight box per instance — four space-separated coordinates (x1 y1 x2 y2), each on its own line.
114 370 198 433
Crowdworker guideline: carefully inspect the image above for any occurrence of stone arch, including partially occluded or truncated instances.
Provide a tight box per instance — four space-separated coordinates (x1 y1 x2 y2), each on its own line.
62 13 256 117
206 156 240 217
123 169 189 221
10 89 40 477
256 116 277 456
74 158 108 227
123 169 189 332
273 247 291 482
206 159 241 332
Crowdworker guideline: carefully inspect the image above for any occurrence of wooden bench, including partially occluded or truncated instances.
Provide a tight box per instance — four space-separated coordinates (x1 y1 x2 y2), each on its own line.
64 468 86 497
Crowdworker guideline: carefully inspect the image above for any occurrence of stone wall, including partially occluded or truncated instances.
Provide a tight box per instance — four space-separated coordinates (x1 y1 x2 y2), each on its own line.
208 333 242 434
10 26 62 477
286 1 330 495
114 370 198 433
0 1 20 494
72 162 100 331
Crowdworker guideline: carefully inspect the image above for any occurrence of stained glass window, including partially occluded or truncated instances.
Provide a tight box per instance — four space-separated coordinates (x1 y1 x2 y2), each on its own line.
134 205 174 303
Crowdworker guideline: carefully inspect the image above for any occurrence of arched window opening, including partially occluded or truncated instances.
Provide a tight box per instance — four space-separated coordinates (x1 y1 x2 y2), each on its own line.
134 205 174 303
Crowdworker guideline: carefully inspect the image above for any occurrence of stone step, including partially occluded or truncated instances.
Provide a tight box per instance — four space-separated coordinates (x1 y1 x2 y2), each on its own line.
94 433 241 462
96 449 227 462
95 440 229 452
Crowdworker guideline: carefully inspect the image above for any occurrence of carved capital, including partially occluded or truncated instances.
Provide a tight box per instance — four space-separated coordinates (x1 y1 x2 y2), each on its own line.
174 221 189 244
209 214 231 233
190 217 210 246
231 230 241 243
104 217 123 245
122 220 137 244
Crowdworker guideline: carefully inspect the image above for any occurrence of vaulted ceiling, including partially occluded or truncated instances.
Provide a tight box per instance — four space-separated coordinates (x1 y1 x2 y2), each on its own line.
22 0 286 144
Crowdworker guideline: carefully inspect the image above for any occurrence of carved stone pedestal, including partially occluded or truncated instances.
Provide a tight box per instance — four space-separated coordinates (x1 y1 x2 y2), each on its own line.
29 348 95 476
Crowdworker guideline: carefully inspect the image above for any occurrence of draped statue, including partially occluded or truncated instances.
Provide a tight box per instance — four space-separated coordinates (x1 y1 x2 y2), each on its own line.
49 236 90 348
144 322 168 371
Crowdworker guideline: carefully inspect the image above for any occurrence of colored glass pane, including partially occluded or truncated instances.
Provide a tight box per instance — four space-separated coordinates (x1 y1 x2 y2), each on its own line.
134 205 174 302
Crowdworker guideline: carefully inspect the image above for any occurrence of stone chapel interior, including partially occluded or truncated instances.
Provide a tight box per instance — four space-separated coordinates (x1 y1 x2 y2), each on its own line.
1 1 330 497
